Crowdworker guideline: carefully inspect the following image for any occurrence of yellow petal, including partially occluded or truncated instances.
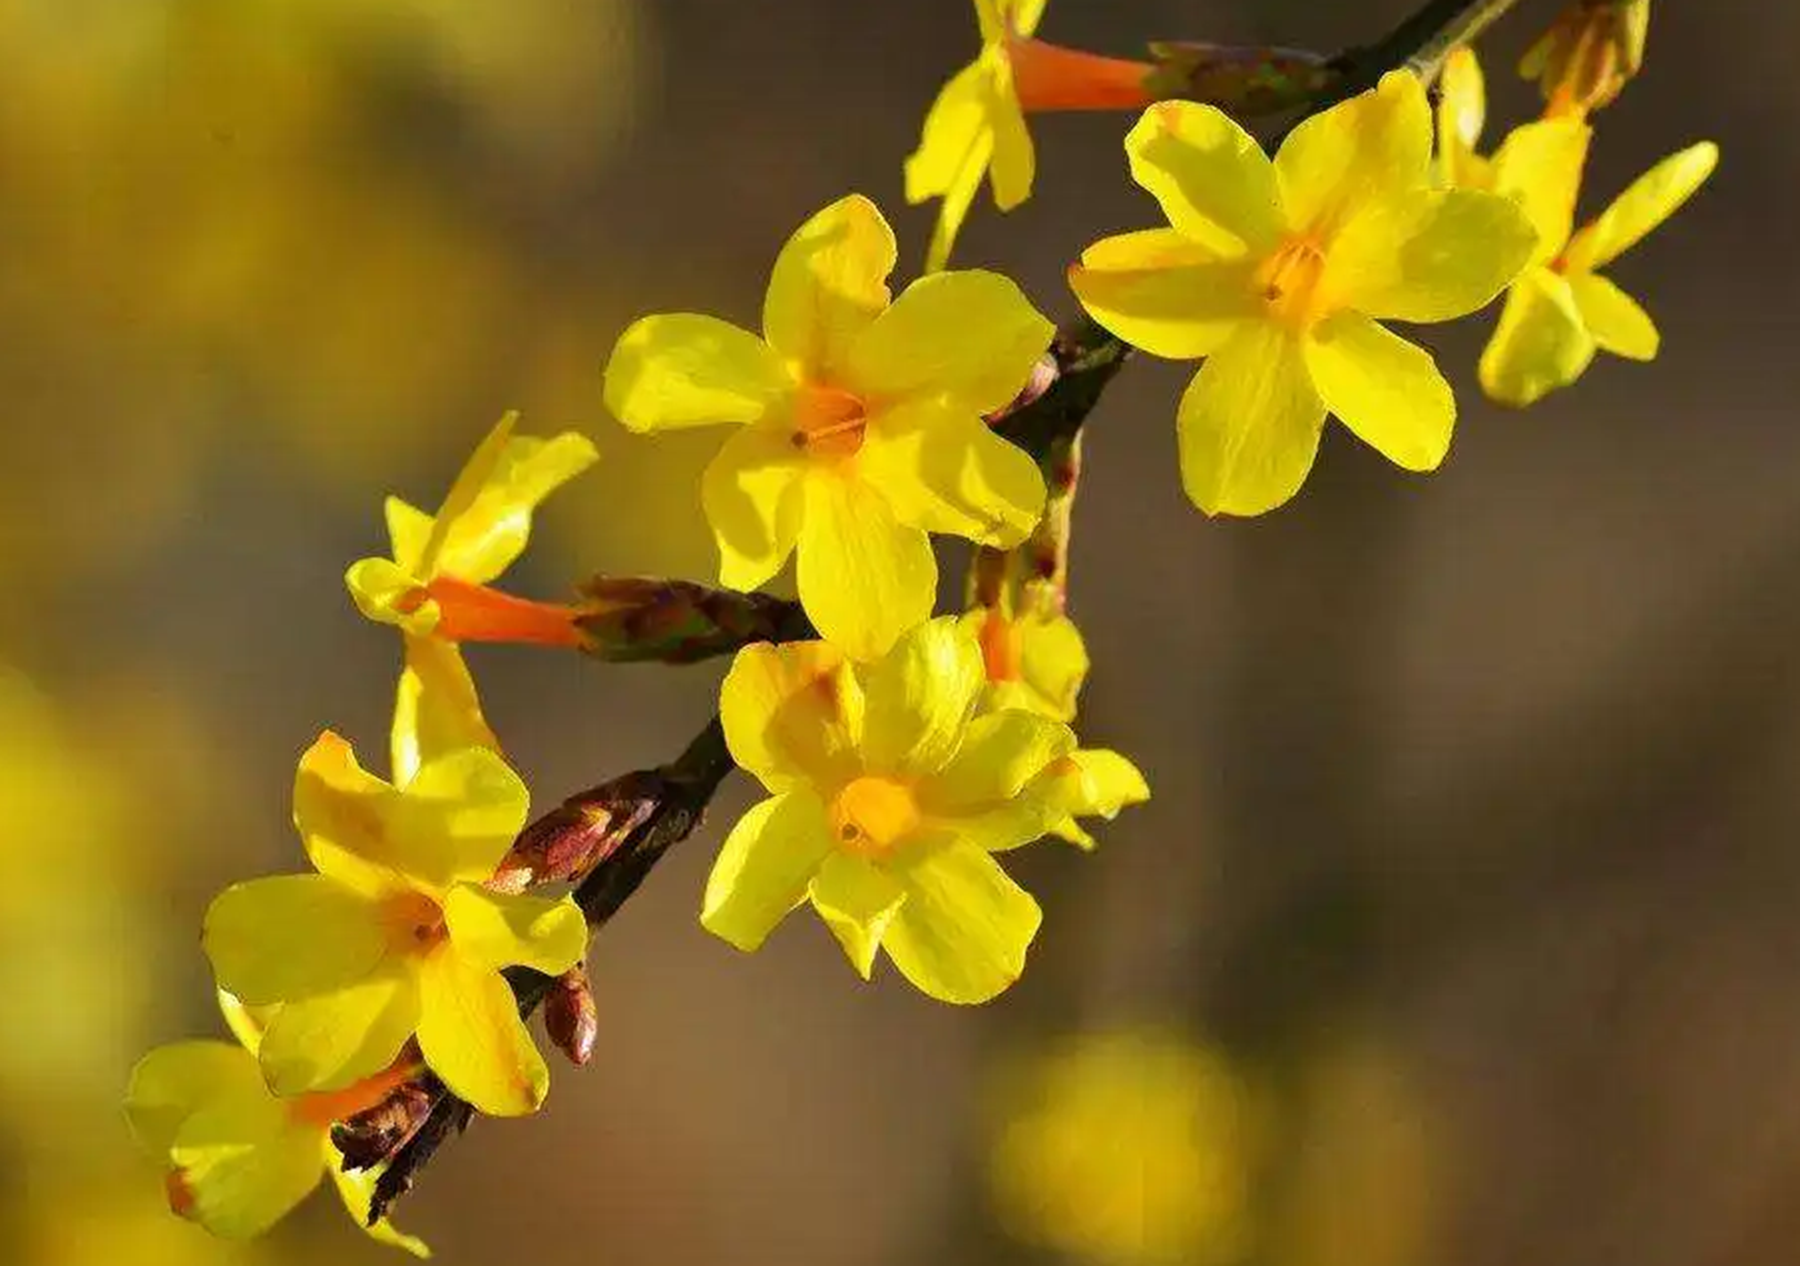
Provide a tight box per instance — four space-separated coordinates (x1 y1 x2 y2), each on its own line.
1077 227 1219 271
884 843 1041 1004
416 414 516 577
924 128 993 274
1014 613 1090 722
986 61 1034 210
384 496 435 576
256 965 421 1096
126 1041 265 1159
345 556 436 635
1123 101 1283 257
294 732 414 897
1069 242 1256 361
415 946 548 1117
1322 187 1536 323
701 423 808 591
392 636 497 790
1477 269 1596 406
1276 69 1431 238
391 745 532 890
859 400 1046 548
603 313 792 432
443 883 587 974
861 616 985 776
1305 311 1454 472
203 874 385 1006
327 1160 433 1258
846 269 1052 414
907 60 991 202
1436 46 1486 181
1004 0 1048 38
1563 141 1719 273
1568 272 1659 360
1489 116 1591 267
925 709 1075 812
700 789 836 952
168 1096 322 1240
762 193 896 382
719 640 865 792
1053 747 1151 821
796 474 936 662
808 852 908 979
1176 321 1326 516
426 430 599 584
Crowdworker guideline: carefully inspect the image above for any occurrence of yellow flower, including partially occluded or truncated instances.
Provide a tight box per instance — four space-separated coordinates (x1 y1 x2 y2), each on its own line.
906 0 1155 271
345 412 598 783
1441 50 1719 406
989 1031 1256 1266
125 998 428 1252
604 194 1052 661
1071 71 1537 516
705 617 1075 1002
969 607 1148 848
203 733 586 1116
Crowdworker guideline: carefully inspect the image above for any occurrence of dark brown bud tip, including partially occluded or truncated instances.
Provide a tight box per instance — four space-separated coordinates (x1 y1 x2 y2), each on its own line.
331 1079 438 1172
545 962 599 1067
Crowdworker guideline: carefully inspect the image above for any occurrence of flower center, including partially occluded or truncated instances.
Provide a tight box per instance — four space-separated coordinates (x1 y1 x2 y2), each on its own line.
1252 236 1328 330
830 776 922 859
789 383 868 460
380 890 447 955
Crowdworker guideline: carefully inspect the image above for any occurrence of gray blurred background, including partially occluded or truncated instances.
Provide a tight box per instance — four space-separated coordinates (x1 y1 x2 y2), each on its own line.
0 1 1784 1263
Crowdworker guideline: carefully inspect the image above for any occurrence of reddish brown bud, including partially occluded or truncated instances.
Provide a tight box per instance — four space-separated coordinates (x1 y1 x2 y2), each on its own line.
490 772 664 893
574 576 807 664
544 962 599 1067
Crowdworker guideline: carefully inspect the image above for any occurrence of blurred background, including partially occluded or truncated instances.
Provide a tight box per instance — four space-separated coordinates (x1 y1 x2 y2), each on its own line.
0 0 1782 1262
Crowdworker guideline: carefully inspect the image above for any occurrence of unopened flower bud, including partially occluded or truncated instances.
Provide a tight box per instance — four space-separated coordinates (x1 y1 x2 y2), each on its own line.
1521 0 1649 116
574 576 808 664
544 962 599 1067
489 772 664 893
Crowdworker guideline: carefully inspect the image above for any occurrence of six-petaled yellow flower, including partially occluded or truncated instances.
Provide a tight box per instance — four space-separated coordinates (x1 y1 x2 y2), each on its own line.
970 606 1148 848
125 994 428 1253
604 194 1053 661
907 0 1155 271
706 617 1075 1003
346 412 598 784
1072 70 1537 516
1440 49 1719 406
203 733 586 1117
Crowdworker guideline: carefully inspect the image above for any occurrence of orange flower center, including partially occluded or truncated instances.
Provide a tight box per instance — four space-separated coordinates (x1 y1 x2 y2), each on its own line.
1253 236 1329 330
830 776 922 859
380 890 447 955
789 383 868 460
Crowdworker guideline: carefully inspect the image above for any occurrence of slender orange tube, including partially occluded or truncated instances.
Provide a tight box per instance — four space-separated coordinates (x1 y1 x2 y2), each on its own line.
425 576 585 648
1008 37 1156 113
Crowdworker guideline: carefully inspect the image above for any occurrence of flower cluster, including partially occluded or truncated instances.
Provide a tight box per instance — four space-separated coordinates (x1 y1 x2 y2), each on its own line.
130 418 601 1247
130 0 1718 1251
